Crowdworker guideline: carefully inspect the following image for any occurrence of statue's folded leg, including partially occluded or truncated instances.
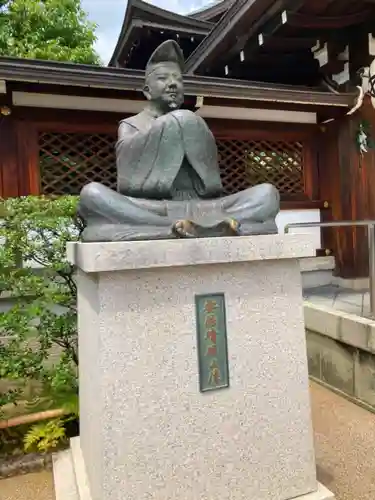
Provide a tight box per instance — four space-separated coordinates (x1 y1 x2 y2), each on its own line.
78 182 174 242
78 182 171 226
220 183 280 235
81 223 176 242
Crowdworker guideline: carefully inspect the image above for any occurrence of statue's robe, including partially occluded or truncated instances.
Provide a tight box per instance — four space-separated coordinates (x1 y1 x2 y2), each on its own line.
78 109 280 242
116 109 223 201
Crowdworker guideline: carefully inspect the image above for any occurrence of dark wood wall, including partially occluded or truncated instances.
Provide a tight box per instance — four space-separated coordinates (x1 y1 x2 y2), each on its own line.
0 107 120 198
319 97 375 278
0 106 321 205
9 101 375 279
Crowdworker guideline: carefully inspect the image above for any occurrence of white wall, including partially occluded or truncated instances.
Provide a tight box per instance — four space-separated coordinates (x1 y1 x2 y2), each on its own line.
276 209 321 250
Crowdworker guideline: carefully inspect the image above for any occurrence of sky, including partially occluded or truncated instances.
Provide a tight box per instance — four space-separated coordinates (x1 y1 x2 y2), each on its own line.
81 0 217 64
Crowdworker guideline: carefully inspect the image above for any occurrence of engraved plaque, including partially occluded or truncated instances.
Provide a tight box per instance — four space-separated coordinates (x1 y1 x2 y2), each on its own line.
195 293 229 392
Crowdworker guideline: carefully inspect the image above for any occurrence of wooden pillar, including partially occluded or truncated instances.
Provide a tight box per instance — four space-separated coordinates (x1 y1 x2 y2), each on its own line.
15 121 39 196
317 122 338 258
0 115 19 198
319 97 375 278
0 115 39 198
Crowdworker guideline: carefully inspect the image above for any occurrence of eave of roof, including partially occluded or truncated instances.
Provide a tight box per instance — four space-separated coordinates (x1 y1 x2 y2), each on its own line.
189 0 233 21
129 0 212 28
130 18 210 36
109 0 212 67
186 0 375 74
0 56 355 108
111 19 209 70
186 0 307 73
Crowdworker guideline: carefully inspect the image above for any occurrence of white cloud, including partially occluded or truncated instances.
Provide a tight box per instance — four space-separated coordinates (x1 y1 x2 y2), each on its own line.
81 0 217 64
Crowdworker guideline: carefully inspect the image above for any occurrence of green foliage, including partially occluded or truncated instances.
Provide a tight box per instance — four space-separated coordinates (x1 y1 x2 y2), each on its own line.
0 0 100 64
0 195 81 417
24 417 67 453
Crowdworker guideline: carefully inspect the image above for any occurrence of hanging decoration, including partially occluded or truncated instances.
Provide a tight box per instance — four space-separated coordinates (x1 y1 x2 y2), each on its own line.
348 57 375 154
346 57 375 116
355 120 375 155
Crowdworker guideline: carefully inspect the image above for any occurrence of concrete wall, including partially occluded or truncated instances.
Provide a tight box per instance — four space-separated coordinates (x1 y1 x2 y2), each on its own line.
305 302 375 411
276 209 321 249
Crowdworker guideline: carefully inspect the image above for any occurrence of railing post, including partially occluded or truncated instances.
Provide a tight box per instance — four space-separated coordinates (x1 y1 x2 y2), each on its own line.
368 224 375 318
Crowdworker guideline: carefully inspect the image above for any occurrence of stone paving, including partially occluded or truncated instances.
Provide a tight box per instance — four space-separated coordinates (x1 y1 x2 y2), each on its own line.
304 284 374 318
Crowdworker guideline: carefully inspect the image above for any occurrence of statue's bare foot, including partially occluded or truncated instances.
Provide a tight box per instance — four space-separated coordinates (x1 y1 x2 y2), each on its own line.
226 218 241 235
172 218 241 238
172 220 196 238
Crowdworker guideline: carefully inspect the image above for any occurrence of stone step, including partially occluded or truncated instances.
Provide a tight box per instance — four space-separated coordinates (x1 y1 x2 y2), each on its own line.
70 437 92 500
299 483 335 499
300 256 335 289
53 440 93 500
53 448 79 500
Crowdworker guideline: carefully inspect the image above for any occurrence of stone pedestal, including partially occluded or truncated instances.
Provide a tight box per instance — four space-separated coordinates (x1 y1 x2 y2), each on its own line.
58 235 334 500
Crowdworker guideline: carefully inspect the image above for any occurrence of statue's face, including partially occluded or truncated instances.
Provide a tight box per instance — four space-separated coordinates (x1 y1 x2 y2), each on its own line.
144 62 184 112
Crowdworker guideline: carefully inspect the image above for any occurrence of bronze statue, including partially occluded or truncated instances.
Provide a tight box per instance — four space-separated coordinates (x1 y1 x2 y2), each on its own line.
78 40 280 241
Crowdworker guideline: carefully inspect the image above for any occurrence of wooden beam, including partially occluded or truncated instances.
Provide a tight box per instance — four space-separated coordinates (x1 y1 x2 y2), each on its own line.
288 9 372 29
12 92 146 114
224 53 319 83
238 7 311 62
131 18 210 37
185 0 275 73
224 5 296 61
196 105 317 123
230 50 315 65
256 35 317 52
221 0 308 68
348 27 373 80
303 0 337 14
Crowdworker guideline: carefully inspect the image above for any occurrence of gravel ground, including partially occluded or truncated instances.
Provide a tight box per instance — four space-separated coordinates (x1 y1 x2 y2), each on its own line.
0 471 53 500
312 381 375 500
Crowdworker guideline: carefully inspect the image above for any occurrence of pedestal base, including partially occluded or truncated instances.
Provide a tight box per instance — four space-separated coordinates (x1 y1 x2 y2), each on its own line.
53 438 335 500
67 235 335 500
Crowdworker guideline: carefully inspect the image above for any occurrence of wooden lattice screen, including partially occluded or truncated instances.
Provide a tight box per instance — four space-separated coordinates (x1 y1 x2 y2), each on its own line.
39 132 305 197
218 139 304 196
40 132 117 195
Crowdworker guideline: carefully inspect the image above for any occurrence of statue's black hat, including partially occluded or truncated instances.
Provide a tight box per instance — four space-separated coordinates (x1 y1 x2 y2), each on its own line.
145 40 184 76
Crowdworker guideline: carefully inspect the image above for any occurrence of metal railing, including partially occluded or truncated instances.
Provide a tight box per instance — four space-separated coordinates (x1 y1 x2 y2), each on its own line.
284 220 375 317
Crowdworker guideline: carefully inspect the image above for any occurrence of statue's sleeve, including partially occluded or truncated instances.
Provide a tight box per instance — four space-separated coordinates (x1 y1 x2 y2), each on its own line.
170 111 223 197
116 120 163 196
116 116 184 198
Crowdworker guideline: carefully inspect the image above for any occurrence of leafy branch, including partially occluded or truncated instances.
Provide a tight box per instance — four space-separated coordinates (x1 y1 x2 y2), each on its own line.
0 195 80 415
0 0 100 64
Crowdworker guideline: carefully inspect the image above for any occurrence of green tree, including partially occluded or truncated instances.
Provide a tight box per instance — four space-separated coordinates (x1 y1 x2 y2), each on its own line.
0 196 81 415
0 0 100 64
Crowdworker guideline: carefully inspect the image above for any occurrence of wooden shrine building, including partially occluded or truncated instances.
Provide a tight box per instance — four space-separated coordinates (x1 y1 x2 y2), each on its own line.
2 0 375 280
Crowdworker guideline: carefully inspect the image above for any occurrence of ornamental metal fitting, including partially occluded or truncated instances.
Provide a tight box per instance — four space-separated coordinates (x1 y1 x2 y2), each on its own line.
0 106 11 116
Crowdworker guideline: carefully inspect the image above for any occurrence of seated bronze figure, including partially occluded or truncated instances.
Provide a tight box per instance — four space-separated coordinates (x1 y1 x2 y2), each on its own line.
78 40 280 241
